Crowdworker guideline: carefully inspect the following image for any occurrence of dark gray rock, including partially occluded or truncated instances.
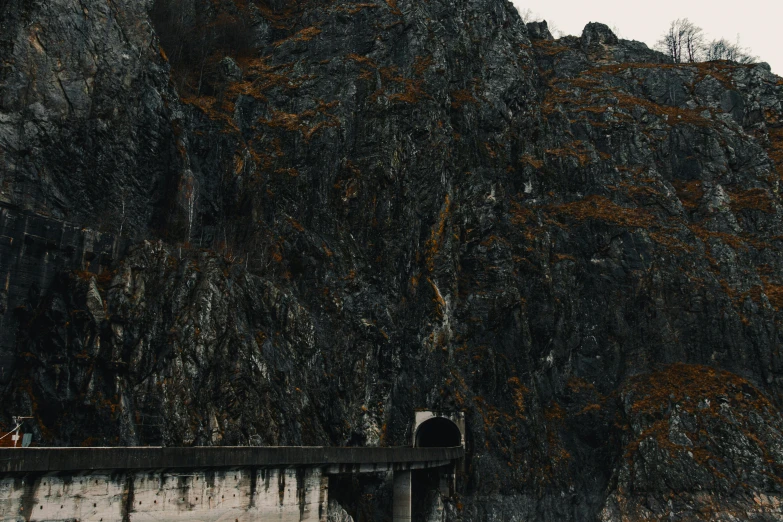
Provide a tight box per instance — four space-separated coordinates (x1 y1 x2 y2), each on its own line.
218 56 243 83
581 22 619 48
0 0 182 234
526 21 553 41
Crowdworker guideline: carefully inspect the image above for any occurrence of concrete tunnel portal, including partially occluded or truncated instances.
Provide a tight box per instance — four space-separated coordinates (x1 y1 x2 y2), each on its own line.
414 417 463 448
391 412 465 521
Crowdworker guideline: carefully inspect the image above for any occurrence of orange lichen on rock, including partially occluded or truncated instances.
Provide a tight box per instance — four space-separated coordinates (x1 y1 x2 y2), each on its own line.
761 278 783 310
672 180 704 210
544 140 594 166
273 26 322 47
182 95 240 131
228 58 312 100
450 89 478 109
519 154 543 169
532 39 570 57
383 0 402 15
257 100 340 141
626 363 772 416
424 193 452 272
333 2 379 14
767 127 783 177
728 187 775 213
623 364 778 474
509 200 534 226
413 56 433 76
507 377 529 419
544 68 712 128
364 65 429 103
345 53 378 68
551 195 654 229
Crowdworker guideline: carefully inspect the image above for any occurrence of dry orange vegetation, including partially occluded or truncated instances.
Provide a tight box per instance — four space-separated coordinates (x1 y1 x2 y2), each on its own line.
614 92 711 126
587 61 741 89
672 180 704 209
687 223 753 251
544 140 595 166
509 200 535 226
412 55 433 76
257 102 340 141
376 66 429 104
542 402 572 476
507 377 529 419
272 26 322 47
450 89 477 109
761 278 783 310
623 364 779 476
543 64 724 128
551 195 654 229
768 127 783 177
349 59 429 103
626 363 772 416
424 193 451 272
345 53 377 68
333 2 379 14
519 154 543 169
728 187 775 213
181 95 240 132
228 57 312 99
383 0 402 15
532 39 570 57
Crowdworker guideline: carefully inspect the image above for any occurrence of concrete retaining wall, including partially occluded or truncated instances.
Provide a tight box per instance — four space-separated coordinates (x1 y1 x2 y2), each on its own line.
0 468 327 522
0 447 464 521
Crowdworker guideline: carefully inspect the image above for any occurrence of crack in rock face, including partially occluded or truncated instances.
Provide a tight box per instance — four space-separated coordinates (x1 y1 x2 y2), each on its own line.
2 0 783 519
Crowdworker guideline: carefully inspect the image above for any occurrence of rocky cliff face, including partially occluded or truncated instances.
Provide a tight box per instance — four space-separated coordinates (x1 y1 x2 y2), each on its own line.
2 0 783 520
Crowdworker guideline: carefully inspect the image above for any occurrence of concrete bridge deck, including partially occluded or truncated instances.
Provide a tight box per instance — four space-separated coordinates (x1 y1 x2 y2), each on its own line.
0 446 464 474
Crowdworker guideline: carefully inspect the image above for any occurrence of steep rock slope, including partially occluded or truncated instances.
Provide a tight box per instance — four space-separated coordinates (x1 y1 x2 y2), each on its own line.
0 0 180 229
2 0 783 520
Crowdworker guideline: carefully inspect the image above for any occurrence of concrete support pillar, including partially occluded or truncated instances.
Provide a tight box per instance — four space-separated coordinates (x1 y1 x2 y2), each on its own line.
393 470 412 522
439 474 450 497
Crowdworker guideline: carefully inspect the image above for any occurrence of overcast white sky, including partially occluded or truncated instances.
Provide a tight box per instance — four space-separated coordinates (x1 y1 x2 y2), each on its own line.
511 0 782 74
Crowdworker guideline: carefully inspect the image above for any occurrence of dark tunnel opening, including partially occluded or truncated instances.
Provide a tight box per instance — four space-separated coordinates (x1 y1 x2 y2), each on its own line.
414 417 462 448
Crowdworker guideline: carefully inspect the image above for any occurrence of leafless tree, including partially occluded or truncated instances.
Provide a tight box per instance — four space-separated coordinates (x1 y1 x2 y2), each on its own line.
682 23 704 62
657 18 759 65
547 21 564 39
656 18 704 63
704 36 757 64
517 8 537 23
517 8 564 38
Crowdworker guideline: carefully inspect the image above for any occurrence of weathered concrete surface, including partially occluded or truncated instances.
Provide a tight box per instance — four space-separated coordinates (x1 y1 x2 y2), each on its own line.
412 413 465 448
392 470 412 522
0 446 464 473
0 468 328 521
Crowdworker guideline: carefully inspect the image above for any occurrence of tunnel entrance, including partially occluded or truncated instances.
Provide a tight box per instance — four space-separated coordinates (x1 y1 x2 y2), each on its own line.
414 417 462 448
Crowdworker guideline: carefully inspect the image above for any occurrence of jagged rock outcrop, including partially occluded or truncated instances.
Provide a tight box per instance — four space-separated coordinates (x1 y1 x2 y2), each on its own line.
0 0 181 231
2 0 783 520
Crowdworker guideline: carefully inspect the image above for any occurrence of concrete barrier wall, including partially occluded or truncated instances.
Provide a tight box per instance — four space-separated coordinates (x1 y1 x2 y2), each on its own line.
0 447 464 473
0 468 327 522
